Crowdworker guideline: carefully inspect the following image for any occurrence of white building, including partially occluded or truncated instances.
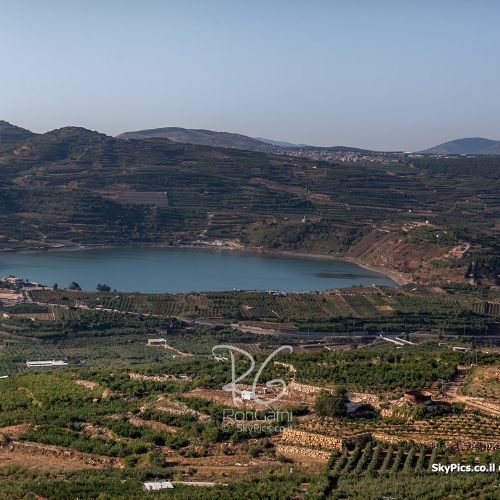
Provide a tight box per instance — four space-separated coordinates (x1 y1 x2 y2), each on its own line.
26 360 68 368
147 338 167 347
143 481 174 491
241 390 254 401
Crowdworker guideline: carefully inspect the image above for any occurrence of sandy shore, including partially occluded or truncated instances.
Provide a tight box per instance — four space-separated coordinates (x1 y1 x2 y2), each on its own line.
231 247 409 286
0 242 406 287
340 257 410 287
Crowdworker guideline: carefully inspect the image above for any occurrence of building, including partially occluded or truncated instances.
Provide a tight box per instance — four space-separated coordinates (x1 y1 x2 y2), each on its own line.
452 346 472 353
147 338 167 347
26 360 68 368
3 277 24 285
241 390 254 401
404 390 432 405
143 480 174 491
346 403 377 419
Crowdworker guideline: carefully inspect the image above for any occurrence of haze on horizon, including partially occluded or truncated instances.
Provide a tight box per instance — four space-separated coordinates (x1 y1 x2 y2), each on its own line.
1 0 499 152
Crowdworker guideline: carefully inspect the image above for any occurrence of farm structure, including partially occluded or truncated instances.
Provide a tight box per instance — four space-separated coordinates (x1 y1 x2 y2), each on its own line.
147 338 167 347
241 390 254 401
26 360 68 368
143 481 174 491
404 390 432 405
453 346 472 352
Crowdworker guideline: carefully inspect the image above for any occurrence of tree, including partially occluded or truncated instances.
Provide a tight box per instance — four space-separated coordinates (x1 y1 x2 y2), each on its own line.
52 283 58 290
248 446 261 458
314 389 347 419
68 282 82 291
330 384 348 397
124 455 139 468
96 283 111 292
148 450 166 468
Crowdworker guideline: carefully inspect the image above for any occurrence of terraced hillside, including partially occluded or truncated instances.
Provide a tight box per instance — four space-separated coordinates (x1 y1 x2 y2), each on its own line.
0 120 36 145
1 125 500 285
27 284 500 336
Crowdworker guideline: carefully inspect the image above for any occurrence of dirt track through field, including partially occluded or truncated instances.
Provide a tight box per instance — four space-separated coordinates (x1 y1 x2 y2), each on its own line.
440 367 500 417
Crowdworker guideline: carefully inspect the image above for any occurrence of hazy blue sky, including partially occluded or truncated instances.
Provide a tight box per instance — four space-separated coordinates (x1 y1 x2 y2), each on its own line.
1 1 499 151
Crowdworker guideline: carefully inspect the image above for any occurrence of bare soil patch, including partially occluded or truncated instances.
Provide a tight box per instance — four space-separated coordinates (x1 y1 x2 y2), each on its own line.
0 450 95 471
0 441 121 471
376 305 393 311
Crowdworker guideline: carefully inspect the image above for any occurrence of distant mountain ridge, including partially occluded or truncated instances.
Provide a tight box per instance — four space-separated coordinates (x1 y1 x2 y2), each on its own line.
420 137 500 155
116 126 382 154
5 121 500 155
116 127 275 152
254 137 311 148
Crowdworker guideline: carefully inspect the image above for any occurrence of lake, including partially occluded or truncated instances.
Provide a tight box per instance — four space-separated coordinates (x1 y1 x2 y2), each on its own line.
0 247 396 293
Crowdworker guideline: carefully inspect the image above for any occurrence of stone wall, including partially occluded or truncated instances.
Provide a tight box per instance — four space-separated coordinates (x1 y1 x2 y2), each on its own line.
447 440 500 452
282 429 343 450
275 444 331 461
371 432 438 448
129 372 191 382
371 432 500 452
466 397 500 413
286 381 322 397
281 429 371 451
281 428 500 453
350 392 381 407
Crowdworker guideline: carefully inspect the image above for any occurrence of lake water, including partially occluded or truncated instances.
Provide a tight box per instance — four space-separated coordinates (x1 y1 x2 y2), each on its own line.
0 247 396 293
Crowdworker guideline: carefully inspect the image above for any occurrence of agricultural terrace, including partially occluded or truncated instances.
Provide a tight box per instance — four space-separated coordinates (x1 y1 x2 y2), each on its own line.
298 412 500 443
3 131 500 289
1 340 500 498
3 365 500 499
28 286 500 334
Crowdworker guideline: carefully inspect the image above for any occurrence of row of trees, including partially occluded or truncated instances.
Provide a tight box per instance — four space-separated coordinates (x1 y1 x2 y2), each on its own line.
53 282 111 291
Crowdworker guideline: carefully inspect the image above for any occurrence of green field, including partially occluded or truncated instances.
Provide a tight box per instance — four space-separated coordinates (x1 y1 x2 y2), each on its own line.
27 287 500 334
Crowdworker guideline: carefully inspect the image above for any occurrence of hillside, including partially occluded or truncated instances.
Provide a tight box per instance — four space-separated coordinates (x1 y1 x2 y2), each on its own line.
116 126 275 152
1 125 500 285
254 137 310 148
420 137 500 155
0 120 37 145
117 128 379 155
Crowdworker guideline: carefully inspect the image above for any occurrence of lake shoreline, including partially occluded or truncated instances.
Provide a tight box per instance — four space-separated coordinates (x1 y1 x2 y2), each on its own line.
0 242 405 287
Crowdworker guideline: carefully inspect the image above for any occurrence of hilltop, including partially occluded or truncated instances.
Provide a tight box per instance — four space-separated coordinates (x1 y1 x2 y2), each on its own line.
116 126 275 152
0 120 37 145
420 137 500 155
254 137 310 148
116 127 378 155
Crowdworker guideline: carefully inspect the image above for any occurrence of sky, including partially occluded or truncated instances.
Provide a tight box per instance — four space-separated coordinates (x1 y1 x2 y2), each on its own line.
1 0 499 151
